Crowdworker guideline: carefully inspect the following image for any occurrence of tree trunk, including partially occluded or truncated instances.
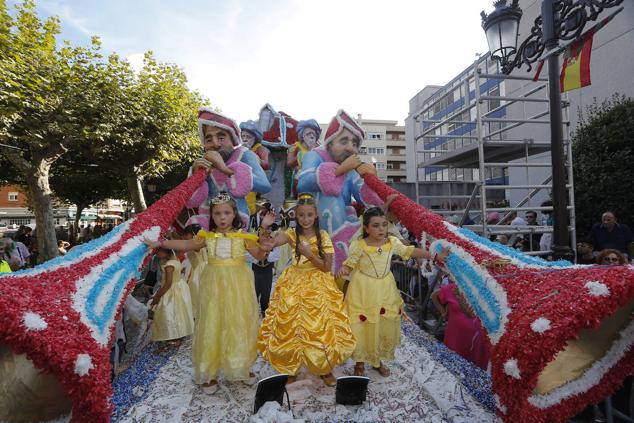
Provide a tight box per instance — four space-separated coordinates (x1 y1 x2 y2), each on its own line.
74 204 86 243
126 169 147 212
25 163 58 262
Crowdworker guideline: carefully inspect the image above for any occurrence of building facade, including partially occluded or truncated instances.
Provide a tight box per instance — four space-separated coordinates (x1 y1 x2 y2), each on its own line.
357 117 407 183
0 185 127 230
405 0 633 215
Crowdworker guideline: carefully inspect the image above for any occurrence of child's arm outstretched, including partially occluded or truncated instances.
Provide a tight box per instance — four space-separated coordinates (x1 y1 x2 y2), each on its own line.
144 238 204 252
335 240 362 278
258 211 292 249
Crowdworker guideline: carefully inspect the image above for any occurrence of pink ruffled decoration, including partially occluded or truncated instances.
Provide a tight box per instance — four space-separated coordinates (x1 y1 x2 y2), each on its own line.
316 162 345 196
186 180 209 208
330 222 361 273
360 183 383 207
227 161 253 198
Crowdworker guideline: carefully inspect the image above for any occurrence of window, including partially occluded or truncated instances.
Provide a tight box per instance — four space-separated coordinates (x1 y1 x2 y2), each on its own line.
375 163 386 170
360 147 367 154
8 192 18 201
9 218 31 226
367 147 385 155
488 85 501 111
386 163 393 169
367 133 383 140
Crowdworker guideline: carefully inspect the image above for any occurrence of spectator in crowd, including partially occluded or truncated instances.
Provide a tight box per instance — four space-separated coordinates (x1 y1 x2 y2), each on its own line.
93 223 104 239
28 237 39 266
486 212 500 241
1 236 29 270
57 240 70 256
55 225 69 242
587 211 634 261
0 242 12 273
16 225 33 247
523 210 541 252
596 248 627 266
576 242 596 265
495 234 509 246
539 200 553 253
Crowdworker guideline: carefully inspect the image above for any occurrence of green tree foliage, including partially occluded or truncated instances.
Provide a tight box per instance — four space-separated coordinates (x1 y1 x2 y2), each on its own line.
0 0 207 261
94 52 205 212
572 95 634 238
0 0 113 260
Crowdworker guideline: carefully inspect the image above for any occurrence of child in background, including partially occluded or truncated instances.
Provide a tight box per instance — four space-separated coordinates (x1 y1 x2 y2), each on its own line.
337 207 446 377
257 193 355 387
431 281 489 370
149 247 194 349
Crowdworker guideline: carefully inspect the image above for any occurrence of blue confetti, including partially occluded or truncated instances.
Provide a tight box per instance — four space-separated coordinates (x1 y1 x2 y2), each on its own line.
402 320 496 412
111 342 179 422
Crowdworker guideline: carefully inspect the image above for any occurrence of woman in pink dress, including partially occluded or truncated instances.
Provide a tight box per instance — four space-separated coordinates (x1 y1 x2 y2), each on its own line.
431 282 489 370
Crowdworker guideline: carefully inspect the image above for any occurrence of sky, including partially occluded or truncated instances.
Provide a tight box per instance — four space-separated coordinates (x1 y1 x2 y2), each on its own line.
9 0 494 124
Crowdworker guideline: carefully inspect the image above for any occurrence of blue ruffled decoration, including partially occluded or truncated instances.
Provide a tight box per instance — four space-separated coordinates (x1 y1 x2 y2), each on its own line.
455 227 572 268
84 243 146 338
444 252 502 335
6 220 132 276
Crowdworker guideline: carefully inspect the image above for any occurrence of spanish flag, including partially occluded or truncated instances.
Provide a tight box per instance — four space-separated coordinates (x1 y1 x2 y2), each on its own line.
559 30 594 92
558 8 621 92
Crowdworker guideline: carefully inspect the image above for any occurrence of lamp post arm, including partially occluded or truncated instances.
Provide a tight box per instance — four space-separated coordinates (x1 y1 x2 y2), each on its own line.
501 0 624 74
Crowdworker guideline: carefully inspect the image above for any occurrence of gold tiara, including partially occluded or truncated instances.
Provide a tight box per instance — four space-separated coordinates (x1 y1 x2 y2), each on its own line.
297 193 314 201
210 193 232 205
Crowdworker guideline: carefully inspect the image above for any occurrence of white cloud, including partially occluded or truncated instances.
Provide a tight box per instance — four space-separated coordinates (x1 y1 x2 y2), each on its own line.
34 0 494 124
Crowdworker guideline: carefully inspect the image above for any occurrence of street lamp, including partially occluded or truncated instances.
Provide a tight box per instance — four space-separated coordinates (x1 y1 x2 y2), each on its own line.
480 0 623 261
481 0 522 66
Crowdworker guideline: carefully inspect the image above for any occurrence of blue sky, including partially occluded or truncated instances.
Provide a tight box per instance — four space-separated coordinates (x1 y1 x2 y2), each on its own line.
9 0 493 124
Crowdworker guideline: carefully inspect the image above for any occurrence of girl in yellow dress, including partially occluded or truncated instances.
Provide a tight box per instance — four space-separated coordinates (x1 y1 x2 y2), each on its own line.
257 193 355 387
144 193 269 392
337 206 446 377
150 248 195 346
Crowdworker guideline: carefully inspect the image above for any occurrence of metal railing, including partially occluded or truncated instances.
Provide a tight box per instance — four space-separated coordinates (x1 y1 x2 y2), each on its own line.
391 260 443 336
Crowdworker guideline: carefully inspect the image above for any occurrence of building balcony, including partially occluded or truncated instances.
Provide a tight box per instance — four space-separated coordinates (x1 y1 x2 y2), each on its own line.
385 139 406 147
386 169 407 177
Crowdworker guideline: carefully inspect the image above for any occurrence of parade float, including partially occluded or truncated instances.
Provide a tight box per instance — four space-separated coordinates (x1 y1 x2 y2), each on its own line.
0 127 632 423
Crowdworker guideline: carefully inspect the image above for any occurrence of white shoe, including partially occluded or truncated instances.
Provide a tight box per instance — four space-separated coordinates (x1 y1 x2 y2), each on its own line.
201 382 219 394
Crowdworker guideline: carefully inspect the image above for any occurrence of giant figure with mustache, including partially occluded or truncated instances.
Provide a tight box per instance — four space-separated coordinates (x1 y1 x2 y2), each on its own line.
187 109 272 228
297 109 382 271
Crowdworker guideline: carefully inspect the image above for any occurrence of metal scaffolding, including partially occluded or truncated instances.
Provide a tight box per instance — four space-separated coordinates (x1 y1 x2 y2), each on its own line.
413 55 576 256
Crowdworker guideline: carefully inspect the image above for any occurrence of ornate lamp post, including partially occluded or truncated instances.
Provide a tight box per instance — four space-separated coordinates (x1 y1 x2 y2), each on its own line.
481 0 623 261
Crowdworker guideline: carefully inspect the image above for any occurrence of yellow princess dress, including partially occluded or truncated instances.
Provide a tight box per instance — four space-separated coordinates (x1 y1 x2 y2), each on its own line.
257 229 355 376
151 259 195 342
192 231 260 384
343 236 414 367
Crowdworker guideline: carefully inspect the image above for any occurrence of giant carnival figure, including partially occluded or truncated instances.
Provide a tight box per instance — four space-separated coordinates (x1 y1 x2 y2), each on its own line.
240 120 270 171
297 109 382 271
287 119 321 198
186 109 271 229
